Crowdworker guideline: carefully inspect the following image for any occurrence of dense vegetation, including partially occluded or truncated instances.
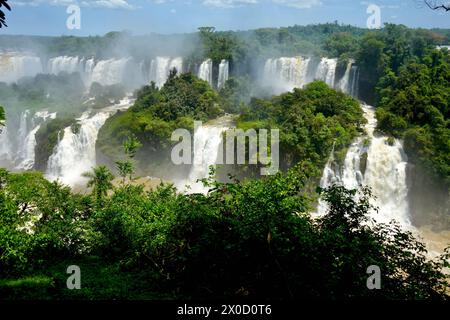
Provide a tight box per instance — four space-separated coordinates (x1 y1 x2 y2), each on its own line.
237 81 364 174
97 70 222 176
0 163 448 300
1 23 450 300
376 48 450 186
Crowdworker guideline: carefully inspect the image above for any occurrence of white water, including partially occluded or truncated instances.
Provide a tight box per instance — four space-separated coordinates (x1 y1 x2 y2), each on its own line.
90 58 133 87
2 110 57 170
48 56 85 76
46 97 134 187
263 56 358 97
198 59 213 85
315 58 337 87
336 61 352 94
349 65 360 98
218 60 229 89
176 122 229 194
0 126 12 163
0 54 43 83
16 125 41 170
318 104 411 228
263 57 311 92
149 57 183 88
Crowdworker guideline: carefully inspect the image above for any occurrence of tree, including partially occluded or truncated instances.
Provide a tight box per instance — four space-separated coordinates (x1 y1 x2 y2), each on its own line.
425 0 450 11
0 0 11 28
115 135 142 183
82 166 114 204
0 106 5 127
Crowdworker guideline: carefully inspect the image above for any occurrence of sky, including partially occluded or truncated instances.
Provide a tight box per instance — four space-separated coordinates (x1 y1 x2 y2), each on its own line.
2 0 450 36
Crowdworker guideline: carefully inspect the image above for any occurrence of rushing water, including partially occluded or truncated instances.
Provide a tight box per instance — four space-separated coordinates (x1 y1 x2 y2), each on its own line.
198 59 213 86
149 57 183 88
218 60 229 89
318 104 411 227
263 56 356 94
176 119 230 194
0 110 56 170
0 54 43 83
46 97 134 186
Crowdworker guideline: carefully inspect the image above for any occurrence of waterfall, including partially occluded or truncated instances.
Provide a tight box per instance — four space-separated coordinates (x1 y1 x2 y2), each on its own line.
149 57 183 88
16 110 56 170
16 110 57 170
262 56 362 98
218 60 229 89
314 58 337 87
349 66 360 98
153 57 170 88
0 53 43 83
46 98 133 186
317 104 411 227
336 61 352 94
0 110 57 170
177 121 229 194
198 59 213 85
47 56 85 76
0 126 12 163
263 57 311 92
16 125 41 170
90 58 133 87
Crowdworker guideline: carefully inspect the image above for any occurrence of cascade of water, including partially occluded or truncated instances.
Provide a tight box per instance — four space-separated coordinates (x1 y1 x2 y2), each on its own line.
15 125 41 170
198 59 213 85
314 58 337 87
317 104 411 228
90 58 136 86
14 110 57 170
46 98 133 186
218 60 229 89
176 121 229 194
47 56 84 76
336 61 352 94
148 57 183 88
349 66 360 98
0 110 57 170
169 57 183 77
0 54 43 83
0 126 12 162
263 57 312 92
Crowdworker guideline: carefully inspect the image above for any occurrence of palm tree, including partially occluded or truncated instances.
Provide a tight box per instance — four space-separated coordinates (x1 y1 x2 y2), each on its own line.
82 165 115 203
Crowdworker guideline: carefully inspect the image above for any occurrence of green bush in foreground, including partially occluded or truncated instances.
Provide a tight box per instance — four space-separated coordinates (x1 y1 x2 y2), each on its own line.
0 164 448 300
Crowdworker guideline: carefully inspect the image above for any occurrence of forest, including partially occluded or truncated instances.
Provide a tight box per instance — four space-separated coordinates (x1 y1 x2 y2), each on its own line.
0 21 449 300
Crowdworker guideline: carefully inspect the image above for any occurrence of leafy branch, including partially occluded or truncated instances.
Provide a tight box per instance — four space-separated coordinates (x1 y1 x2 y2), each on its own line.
0 0 11 28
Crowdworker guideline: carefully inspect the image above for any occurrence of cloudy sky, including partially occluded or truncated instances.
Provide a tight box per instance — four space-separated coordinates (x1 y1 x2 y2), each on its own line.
3 0 450 36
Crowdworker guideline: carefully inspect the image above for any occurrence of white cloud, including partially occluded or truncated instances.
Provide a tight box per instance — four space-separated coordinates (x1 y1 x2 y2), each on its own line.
202 0 321 9
12 0 323 9
11 0 135 9
271 0 321 9
202 0 258 8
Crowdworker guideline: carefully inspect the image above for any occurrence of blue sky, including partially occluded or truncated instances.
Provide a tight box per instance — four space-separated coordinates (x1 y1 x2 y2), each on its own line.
2 0 450 36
